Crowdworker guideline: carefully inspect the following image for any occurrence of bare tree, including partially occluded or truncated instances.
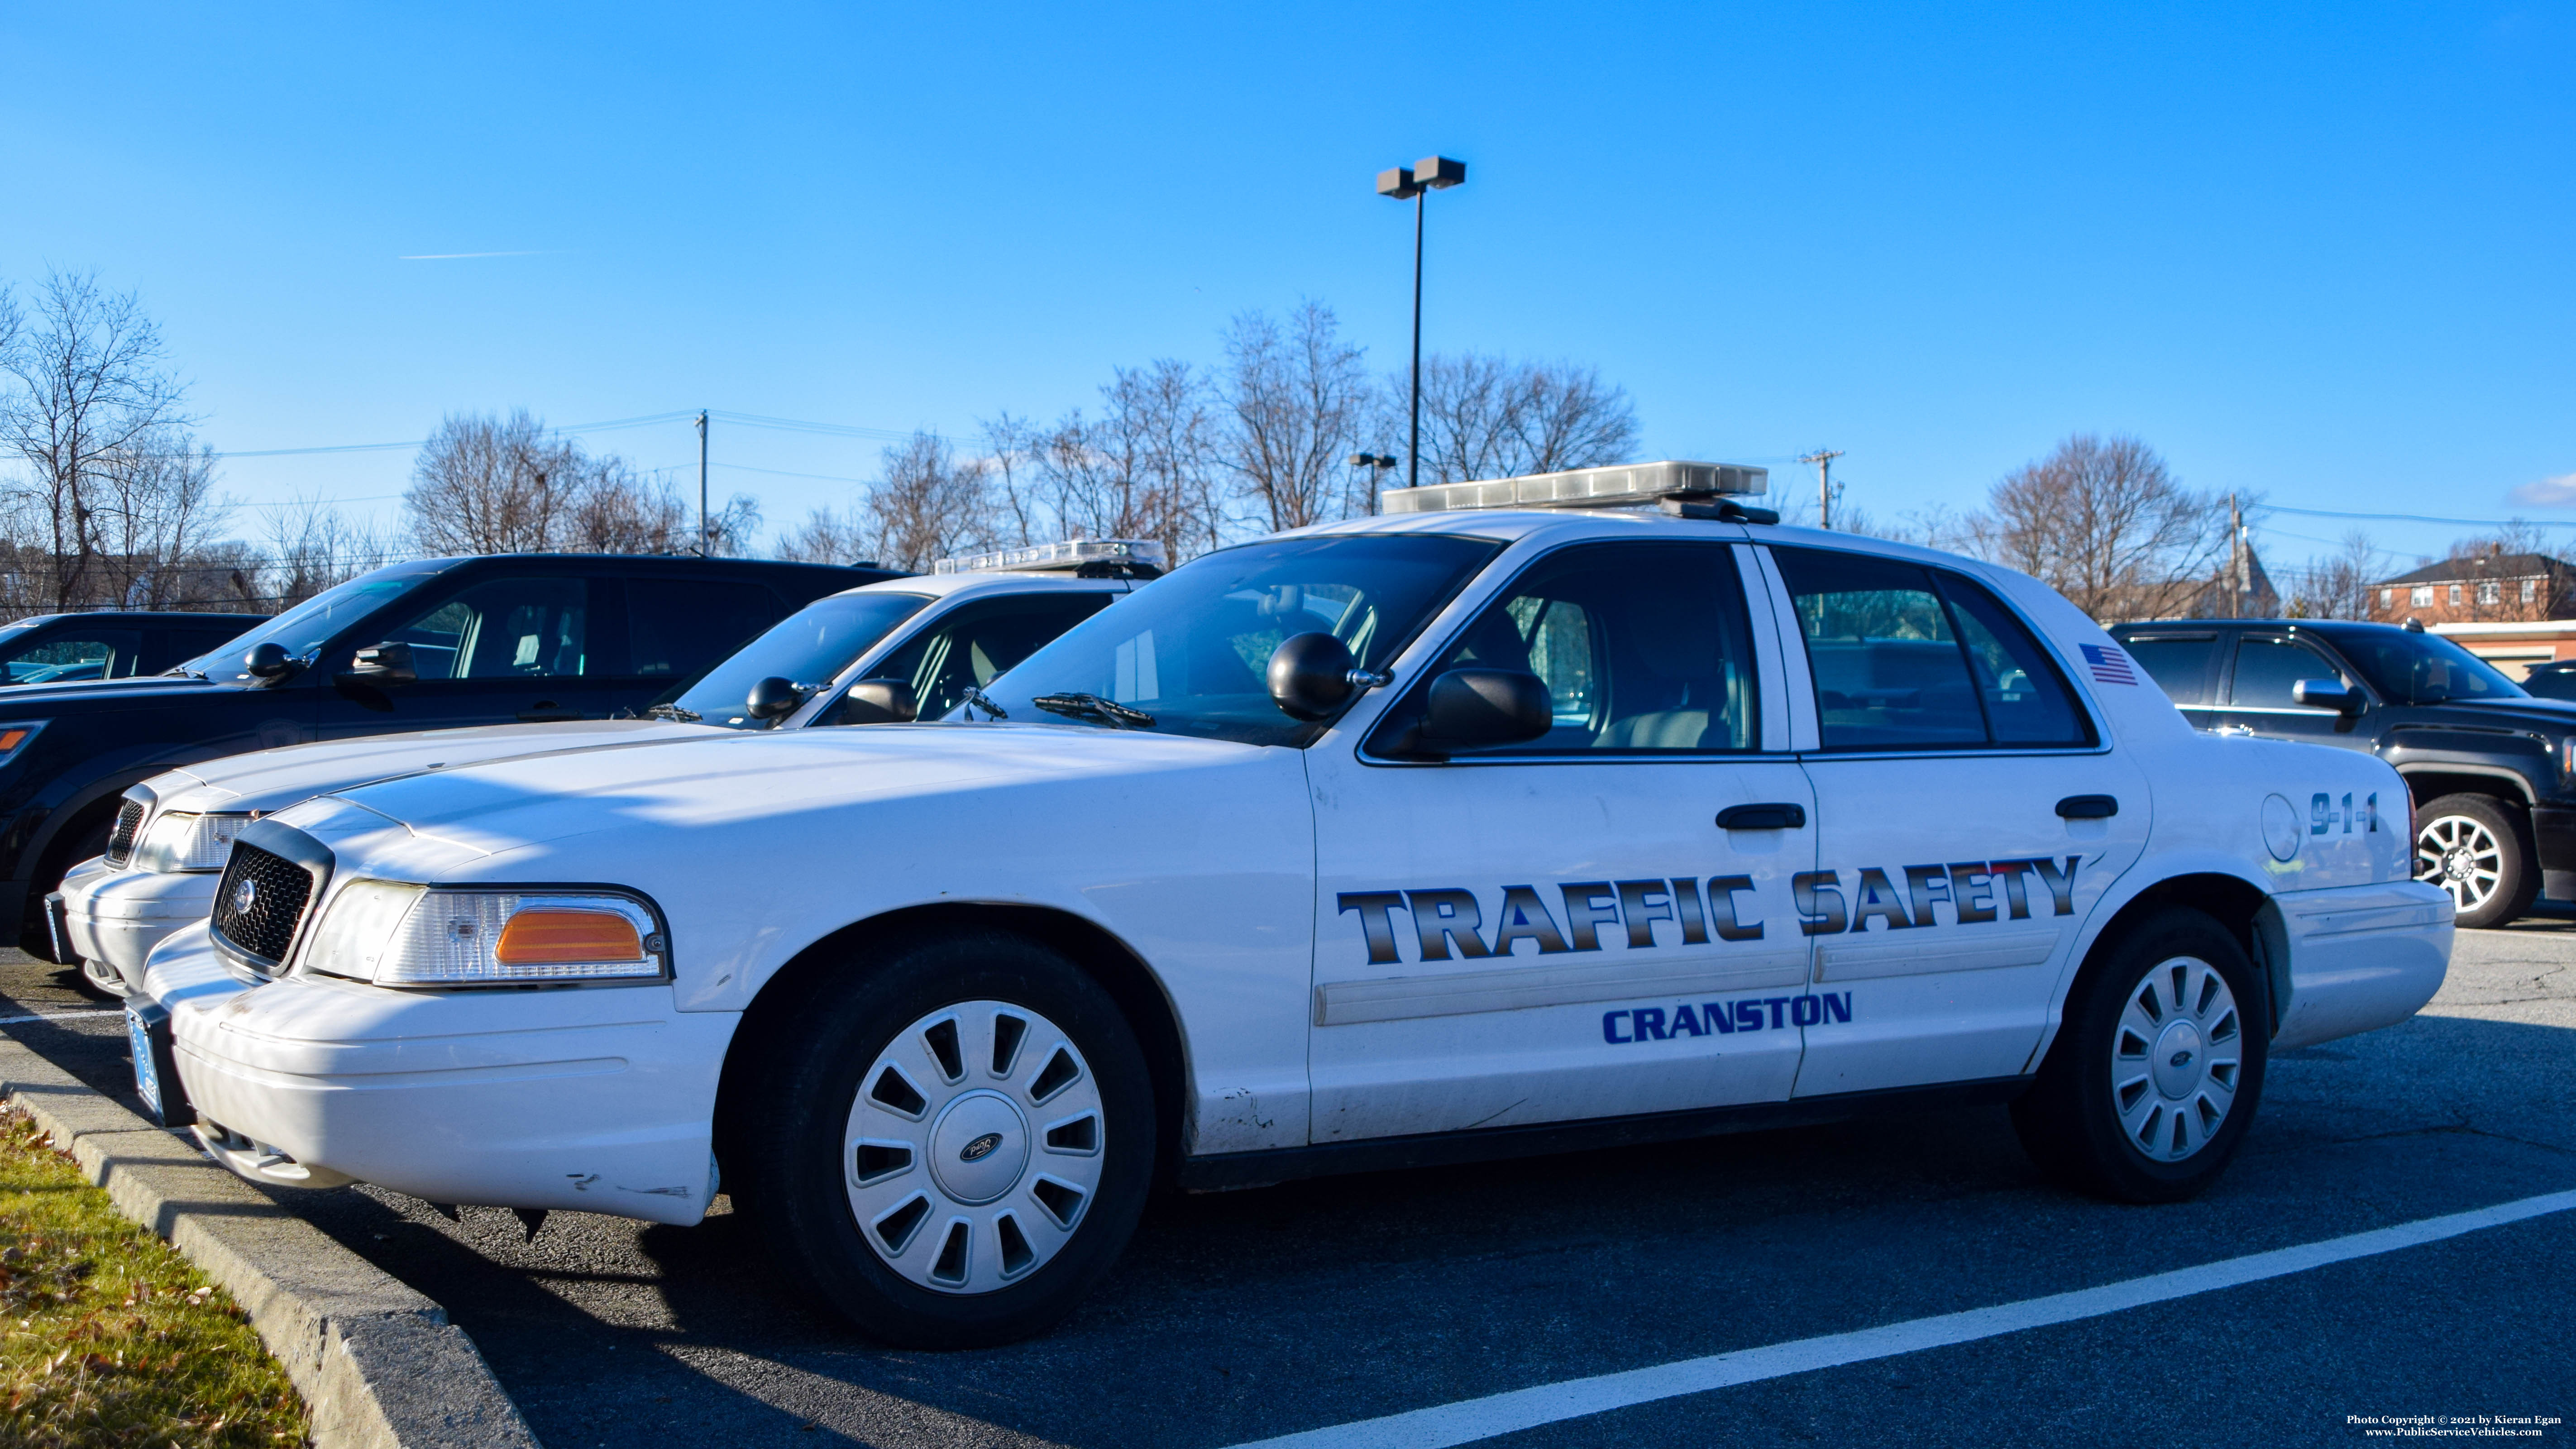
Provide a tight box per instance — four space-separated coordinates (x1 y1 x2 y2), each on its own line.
856 432 996 572
1386 353 1640 486
987 363 1219 562
2281 529 2385 621
775 506 870 565
0 270 191 609
1215 302 1373 531
1959 433 2226 622
89 426 229 607
261 496 394 610
406 411 744 556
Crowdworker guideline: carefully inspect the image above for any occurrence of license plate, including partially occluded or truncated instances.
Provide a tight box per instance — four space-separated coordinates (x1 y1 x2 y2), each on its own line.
126 1006 162 1120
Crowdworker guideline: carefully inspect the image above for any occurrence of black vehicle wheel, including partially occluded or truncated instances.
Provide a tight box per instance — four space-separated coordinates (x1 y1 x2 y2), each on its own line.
2413 793 2538 929
2012 907 2267 1204
732 930 1155 1349
23 813 115 962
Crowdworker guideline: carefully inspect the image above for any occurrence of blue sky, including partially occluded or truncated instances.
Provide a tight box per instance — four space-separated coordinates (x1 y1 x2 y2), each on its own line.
1 2 2569 566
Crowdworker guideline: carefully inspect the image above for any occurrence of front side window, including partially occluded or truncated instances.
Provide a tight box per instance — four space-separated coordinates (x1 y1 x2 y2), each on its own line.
1772 546 2092 751
0 628 144 684
387 577 588 679
664 590 933 727
1370 540 1759 755
970 533 1502 747
2227 637 2350 709
835 592 1114 724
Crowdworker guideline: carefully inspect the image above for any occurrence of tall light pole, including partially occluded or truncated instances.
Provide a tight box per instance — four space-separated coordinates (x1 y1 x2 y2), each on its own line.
1376 155 1466 492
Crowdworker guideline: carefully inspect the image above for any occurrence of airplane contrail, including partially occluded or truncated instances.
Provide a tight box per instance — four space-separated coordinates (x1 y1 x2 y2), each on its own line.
396 250 555 260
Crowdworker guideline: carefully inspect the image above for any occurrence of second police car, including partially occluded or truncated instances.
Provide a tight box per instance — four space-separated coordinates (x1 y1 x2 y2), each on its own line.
138 464 2451 1348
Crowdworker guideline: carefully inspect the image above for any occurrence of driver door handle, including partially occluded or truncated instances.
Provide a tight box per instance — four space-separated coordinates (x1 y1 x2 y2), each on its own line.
1716 803 1807 830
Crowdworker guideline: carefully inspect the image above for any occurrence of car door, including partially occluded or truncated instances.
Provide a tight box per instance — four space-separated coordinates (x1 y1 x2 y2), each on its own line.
1765 544 2151 1097
2214 631 2372 750
314 573 602 737
1305 538 1817 1142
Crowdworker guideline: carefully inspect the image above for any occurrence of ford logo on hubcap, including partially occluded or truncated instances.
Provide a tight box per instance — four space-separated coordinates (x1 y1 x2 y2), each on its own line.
230 879 258 915
958 1132 1004 1162
2170 1049 2194 1068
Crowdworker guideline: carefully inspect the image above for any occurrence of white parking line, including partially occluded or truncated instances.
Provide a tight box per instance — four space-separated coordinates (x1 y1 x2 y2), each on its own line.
1230 1186 2576 1449
0 1009 124 1026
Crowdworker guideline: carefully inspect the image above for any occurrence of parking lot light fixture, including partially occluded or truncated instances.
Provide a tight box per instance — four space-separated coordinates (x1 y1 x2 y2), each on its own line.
1377 154 1467 492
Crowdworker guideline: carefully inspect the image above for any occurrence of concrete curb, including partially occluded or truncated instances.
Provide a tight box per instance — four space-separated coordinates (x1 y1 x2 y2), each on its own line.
0 1035 542 1449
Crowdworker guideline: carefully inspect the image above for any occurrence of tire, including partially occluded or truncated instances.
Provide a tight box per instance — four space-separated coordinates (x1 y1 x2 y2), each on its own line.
2413 793 2538 930
2012 907 2267 1203
21 813 114 961
731 929 1155 1349
76 955 130 1001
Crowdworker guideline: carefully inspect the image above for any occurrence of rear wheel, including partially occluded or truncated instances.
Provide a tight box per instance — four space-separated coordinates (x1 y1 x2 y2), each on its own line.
2413 793 2536 929
732 930 1155 1348
2012 907 2267 1203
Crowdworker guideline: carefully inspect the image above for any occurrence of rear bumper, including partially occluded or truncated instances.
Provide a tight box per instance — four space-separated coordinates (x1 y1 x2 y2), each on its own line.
147 928 732 1225
58 857 219 990
2266 880 2453 1051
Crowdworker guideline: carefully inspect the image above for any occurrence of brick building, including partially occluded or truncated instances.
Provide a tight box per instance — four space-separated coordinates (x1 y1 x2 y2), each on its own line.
2369 548 2576 627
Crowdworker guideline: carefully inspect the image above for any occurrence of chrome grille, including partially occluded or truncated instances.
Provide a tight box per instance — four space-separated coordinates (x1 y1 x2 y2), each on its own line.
210 843 315 965
105 799 147 867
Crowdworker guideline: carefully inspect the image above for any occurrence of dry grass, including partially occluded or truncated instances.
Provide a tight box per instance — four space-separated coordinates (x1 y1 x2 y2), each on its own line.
0 1105 306 1448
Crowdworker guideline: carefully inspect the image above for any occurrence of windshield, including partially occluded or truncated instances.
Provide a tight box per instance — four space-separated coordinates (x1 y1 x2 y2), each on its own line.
968 533 1502 746
179 572 434 678
661 591 935 727
2334 630 2528 705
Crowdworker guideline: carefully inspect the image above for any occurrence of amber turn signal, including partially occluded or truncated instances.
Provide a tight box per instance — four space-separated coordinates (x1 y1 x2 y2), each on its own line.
494 908 645 966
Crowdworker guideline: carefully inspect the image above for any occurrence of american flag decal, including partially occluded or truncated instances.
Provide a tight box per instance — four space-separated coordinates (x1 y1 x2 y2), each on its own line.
2081 643 2137 686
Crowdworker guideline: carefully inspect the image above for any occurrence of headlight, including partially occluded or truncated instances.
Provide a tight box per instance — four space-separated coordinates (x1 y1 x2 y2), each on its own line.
301 882 669 987
131 812 253 873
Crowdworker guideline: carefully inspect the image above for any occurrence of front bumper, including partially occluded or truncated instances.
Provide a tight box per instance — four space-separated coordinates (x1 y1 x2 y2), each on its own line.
2267 879 2454 1051
58 857 220 992
146 927 735 1224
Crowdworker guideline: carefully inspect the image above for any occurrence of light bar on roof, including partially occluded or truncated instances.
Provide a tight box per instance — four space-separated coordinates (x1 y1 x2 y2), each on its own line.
932 538 1168 574
1381 460 1770 515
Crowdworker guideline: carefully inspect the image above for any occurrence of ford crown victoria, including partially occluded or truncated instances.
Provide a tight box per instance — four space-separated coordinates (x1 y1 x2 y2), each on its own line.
138 463 2451 1348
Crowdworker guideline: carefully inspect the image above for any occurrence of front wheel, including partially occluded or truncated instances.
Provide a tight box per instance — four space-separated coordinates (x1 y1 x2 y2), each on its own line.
2012 907 2267 1203
2413 793 2537 929
732 931 1156 1349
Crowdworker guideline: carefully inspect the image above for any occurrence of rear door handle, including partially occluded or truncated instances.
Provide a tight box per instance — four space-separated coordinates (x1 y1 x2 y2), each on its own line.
1716 803 1807 830
2056 794 2118 820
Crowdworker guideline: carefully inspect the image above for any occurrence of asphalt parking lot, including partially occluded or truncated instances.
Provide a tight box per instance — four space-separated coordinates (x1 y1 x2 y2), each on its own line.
6 927 2570 1449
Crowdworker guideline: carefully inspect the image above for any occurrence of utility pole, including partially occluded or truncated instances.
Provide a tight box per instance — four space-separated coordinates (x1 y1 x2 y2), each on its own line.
2227 493 2244 617
1798 449 1845 530
695 411 710 557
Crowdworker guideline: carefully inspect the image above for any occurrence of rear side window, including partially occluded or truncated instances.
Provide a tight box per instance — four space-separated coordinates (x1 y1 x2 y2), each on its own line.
627 579 786 677
2118 633 2221 706
2227 636 2351 709
1771 547 2093 751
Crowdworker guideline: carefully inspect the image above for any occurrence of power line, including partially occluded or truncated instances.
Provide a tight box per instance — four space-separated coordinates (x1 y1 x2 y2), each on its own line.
2260 504 2576 529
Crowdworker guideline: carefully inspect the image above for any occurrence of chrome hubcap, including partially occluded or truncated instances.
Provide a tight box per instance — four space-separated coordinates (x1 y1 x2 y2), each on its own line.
2112 956 2242 1162
2415 814 2502 913
845 1000 1104 1295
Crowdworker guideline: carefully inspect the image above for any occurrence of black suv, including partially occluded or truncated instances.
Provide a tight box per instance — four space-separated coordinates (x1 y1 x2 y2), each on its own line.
2110 617 2576 928
0 611 268 685
2 553 894 956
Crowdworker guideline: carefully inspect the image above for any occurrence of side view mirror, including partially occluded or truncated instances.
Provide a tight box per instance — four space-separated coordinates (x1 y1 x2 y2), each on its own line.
746 676 804 722
838 678 919 725
2292 677 2362 716
1269 632 1382 721
243 642 297 680
1420 668 1553 749
346 641 416 684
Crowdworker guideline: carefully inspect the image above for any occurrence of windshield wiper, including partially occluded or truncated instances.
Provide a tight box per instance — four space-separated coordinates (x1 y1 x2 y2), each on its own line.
162 667 210 681
646 703 703 722
960 686 1009 721
1032 692 1156 729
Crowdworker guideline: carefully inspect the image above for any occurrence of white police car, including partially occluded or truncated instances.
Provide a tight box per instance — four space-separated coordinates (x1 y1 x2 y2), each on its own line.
140 464 2450 1349
68 549 1152 1001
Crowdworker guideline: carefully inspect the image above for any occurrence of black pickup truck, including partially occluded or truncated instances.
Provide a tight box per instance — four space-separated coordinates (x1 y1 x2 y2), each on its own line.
2110 616 2576 928
1 552 894 956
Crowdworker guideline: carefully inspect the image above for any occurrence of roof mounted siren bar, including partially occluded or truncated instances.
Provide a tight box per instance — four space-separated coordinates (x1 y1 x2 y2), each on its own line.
932 538 1169 579
1378 459 1778 523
